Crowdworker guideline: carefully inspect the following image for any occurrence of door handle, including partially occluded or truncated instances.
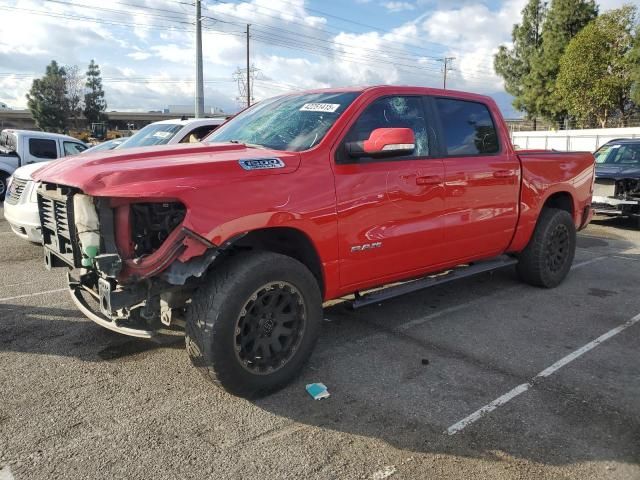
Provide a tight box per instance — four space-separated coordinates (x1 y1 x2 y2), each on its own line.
493 169 515 178
416 175 441 185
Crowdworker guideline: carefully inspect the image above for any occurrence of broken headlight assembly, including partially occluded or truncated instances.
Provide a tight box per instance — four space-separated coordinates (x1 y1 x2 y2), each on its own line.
130 202 187 257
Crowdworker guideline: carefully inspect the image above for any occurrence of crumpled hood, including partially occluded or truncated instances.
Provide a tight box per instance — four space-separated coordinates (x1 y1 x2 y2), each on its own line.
595 164 640 179
33 142 301 197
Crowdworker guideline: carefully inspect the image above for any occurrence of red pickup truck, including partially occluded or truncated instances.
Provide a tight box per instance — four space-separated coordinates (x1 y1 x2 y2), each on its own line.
34 86 594 397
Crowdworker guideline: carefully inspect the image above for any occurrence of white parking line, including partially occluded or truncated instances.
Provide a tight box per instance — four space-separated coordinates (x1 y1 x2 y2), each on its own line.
446 312 640 435
0 288 67 303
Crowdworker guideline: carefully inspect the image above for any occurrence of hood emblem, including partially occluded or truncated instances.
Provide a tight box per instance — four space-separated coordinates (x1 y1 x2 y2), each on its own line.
239 158 285 170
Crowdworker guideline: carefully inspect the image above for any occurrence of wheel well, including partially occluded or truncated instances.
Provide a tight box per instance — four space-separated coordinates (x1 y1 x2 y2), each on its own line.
219 227 325 295
543 192 574 216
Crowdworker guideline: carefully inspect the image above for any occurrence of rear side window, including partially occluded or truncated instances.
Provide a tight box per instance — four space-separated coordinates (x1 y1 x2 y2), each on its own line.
29 138 58 159
435 99 499 156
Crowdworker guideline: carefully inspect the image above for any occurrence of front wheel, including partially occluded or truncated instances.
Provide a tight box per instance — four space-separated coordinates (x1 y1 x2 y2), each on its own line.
516 207 576 288
185 251 322 398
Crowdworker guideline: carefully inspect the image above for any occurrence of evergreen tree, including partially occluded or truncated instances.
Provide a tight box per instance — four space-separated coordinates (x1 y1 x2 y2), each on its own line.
26 60 69 133
83 60 107 126
494 0 547 127
556 6 638 127
527 0 598 123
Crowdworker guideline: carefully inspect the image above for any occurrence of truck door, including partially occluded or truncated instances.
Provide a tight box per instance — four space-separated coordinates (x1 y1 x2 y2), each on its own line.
22 136 59 165
433 98 520 261
333 95 446 289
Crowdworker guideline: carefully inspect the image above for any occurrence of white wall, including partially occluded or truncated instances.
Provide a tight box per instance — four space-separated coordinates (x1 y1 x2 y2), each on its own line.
511 127 640 152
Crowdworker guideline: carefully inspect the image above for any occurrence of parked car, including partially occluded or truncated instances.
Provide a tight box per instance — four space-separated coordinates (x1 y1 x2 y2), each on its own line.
3 118 224 242
592 139 640 227
116 117 225 149
0 129 87 199
33 86 594 397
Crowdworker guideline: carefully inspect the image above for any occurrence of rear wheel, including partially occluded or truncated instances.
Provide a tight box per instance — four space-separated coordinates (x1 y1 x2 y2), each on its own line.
185 251 322 398
516 207 576 288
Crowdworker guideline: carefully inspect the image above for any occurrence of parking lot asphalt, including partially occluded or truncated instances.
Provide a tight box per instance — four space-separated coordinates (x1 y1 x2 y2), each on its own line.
0 205 639 480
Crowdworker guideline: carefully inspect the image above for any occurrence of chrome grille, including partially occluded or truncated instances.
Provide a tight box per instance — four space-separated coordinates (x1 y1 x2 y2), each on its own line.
5 178 28 205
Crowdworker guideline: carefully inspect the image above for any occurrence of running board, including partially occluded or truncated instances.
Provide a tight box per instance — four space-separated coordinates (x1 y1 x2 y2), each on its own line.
350 255 518 309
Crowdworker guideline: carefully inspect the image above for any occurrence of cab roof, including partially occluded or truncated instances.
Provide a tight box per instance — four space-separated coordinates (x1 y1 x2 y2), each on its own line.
1 129 83 143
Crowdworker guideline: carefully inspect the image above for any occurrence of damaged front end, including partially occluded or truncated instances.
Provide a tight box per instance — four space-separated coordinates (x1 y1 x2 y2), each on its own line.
38 182 219 338
592 177 640 217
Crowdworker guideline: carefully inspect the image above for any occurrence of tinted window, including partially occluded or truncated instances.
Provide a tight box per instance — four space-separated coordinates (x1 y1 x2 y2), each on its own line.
29 138 58 159
63 141 87 156
343 96 429 160
436 99 499 155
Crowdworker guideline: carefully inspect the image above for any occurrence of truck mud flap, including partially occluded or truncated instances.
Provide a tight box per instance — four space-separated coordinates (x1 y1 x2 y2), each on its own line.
350 255 518 309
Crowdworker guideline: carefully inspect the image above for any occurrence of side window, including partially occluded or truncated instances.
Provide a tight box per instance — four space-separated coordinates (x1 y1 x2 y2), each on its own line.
29 138 58 159
611 144 640 164
180 125 219 143
342 96 429 160
63 142 87 156
435 99 499 156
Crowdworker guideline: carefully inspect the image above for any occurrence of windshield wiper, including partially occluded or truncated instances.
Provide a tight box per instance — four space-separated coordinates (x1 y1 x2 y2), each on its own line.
228 140 267 149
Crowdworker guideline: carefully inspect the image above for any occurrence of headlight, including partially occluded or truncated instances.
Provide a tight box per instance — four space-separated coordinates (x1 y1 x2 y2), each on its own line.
6 175 13 193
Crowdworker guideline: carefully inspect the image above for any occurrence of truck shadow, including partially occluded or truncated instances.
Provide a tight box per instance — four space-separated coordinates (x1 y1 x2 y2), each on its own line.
0 303 182 361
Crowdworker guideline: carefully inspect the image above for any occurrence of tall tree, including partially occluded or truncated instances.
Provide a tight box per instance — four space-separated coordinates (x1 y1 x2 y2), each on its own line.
631 23 640 105
65 65 84 129
556 6 638 127
26 60 69 133
83 59 107 126
526 0 598 123
494 0 547 128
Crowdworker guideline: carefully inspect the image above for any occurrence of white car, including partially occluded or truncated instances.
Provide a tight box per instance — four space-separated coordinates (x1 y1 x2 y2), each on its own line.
3 118 225 243
116 117 225 149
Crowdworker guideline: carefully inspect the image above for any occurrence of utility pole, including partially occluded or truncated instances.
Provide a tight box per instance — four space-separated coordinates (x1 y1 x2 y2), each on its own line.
246 24 251 108
195 0 204 118
439 56 455 90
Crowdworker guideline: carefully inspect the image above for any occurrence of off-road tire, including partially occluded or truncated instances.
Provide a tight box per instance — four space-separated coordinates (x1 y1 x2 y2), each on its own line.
0 173 8 200
185 251 323 398
516 207 576 288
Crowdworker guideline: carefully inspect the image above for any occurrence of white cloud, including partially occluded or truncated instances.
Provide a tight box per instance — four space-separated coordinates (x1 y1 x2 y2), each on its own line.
10 0 626 114
382 2 416 13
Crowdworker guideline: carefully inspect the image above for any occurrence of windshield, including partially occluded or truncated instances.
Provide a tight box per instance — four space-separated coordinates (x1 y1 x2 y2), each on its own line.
117 123 182 148
0 131 17 152
595 143 640 165
205 92 361 151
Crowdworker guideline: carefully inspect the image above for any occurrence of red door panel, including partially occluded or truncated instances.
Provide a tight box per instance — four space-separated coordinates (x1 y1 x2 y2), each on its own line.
334 159 445 288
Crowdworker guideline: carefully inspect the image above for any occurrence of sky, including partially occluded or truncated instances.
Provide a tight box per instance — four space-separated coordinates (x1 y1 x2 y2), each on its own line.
0 0 631 117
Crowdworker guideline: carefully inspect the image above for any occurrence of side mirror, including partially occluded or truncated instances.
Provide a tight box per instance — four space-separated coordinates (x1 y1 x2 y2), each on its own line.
346 128 415 158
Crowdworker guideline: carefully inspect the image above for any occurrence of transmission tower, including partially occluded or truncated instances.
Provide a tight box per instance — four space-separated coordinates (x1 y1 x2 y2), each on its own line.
233 65 261 109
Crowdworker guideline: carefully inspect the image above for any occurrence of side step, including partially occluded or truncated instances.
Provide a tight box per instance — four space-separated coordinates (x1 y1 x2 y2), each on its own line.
350 255 518 309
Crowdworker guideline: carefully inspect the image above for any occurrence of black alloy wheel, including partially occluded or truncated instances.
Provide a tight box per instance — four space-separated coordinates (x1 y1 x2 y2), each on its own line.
234 282 306 375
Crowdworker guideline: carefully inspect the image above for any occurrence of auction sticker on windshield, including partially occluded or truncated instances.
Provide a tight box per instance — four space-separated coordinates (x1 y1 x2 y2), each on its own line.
152 131 172 139
300 103 340 113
